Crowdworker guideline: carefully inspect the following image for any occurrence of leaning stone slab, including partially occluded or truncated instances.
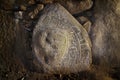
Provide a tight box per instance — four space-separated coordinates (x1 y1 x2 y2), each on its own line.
32 3 92 74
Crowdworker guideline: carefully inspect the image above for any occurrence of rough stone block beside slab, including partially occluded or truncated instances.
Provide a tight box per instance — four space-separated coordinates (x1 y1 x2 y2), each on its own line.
32 3 92 74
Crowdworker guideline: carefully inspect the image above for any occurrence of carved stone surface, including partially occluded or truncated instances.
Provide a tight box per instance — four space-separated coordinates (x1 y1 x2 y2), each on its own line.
32 3 92 74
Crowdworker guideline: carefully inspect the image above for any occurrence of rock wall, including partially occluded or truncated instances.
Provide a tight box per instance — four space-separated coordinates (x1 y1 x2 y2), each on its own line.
92 0 120 67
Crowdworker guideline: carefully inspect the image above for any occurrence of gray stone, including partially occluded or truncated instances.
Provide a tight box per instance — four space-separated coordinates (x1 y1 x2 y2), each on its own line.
115 0 120 15
91 0 120 67
60 0 93 14
76 16 92 33
32 3 92 74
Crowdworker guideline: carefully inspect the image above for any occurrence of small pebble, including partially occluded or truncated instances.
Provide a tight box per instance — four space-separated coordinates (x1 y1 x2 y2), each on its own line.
28 4 44 19
14 11 23 19
83 21 91 33
28 0 35 5
21 77 25 80
20 5 27 11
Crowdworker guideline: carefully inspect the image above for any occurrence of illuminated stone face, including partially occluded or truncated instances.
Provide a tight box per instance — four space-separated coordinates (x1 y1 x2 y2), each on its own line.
32 3 92 74
38 28 71 65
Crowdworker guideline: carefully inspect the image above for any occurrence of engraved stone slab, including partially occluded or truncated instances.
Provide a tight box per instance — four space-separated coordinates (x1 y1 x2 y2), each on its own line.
32 3 92 74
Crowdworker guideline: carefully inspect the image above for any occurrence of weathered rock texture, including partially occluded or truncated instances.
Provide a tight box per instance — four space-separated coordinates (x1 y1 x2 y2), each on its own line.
92 0 120 67
32 3 92 74
59 0 93 14
1 0 120 79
